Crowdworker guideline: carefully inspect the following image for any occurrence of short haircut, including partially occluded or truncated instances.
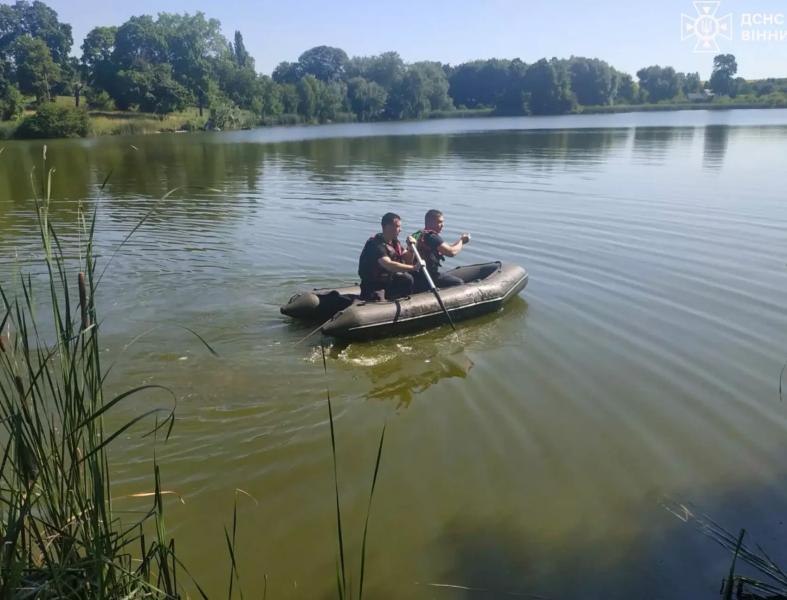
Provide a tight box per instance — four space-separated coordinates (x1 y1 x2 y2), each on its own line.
381 212 401 227
425 209 443 225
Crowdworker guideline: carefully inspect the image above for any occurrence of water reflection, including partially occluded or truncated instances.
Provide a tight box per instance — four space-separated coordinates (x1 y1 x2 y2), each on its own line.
365 349 473 406
702 125 730 170
324 297 528 406
0 127 633 208
632 126 695 163
1 113 787 598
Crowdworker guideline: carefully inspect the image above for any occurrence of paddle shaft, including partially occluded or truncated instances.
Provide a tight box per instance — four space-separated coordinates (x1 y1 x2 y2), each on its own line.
410 242 457 332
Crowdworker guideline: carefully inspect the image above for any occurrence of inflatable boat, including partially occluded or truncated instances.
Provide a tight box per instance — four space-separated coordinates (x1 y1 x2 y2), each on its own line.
281 261 528 341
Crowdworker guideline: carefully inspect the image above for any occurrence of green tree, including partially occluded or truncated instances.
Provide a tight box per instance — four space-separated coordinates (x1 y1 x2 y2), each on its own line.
215 56 261 111
297 74 319 119
114 63 189 113
298 45 348 81
681 71 702 96
709 53 737 96
317 80 346 121
278 82 299 113
111 15 167 69
81 25 117 93
59 56 84 105
347 51 405 90
0 62 23 119
272 61 303 84
636 65 679 102
158 12 227 115
448 59 511 108
614 72 639 103
523 58 576 115
233 30 251 68
568 57 617 105
258 75 283 116
106 12 241 116
0 0 72 65
387 67 430 119
12 35 59 102
733 76 750 96
347 76 387 120
495 58 529 114
410 61 452 111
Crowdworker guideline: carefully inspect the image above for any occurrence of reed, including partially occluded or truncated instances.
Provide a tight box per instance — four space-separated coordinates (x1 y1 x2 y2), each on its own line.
663 499 787 599
321 342 386 600
0 148 196 598
0 147 387 599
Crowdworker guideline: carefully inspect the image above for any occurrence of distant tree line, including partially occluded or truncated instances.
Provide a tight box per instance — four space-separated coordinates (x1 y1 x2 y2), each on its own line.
1 1 786 129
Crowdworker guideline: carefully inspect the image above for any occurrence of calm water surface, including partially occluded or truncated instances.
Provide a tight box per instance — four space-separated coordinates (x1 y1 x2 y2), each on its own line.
2 110 787 598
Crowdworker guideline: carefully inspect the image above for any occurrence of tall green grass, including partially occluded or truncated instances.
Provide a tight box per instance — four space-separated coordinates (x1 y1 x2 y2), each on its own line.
1 148 387 599
0 149 201 598
321 342 385 600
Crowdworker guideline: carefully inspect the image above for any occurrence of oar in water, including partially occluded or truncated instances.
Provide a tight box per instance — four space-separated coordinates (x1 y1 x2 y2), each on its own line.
409 241 457 332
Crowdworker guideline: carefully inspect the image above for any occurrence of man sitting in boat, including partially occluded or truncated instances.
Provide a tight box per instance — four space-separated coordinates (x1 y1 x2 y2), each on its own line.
358 212 421 301
413 209 471 291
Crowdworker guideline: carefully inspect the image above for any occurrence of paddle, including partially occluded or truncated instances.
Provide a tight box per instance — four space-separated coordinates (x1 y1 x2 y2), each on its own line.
408 239 457 332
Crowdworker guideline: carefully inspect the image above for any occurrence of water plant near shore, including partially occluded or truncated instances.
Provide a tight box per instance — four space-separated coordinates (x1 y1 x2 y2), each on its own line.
0 152 196 598
0 148 387 599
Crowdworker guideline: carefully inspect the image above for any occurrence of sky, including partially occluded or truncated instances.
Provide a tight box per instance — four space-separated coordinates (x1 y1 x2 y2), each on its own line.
12 0 787 79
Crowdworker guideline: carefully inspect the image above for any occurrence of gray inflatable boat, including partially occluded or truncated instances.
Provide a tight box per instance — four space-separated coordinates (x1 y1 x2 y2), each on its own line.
281 261 528 341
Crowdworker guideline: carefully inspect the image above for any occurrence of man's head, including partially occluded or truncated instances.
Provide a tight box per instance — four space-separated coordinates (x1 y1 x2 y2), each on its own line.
425 209 444 233
381 212 402 241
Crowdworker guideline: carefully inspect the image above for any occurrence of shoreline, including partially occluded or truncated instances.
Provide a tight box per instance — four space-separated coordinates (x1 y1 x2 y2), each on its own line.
1 102 786 142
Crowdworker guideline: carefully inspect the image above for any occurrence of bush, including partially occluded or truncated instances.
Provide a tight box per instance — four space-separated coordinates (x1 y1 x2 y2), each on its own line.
15 103 90 139
260 112 304 126
0 82 23 120
207 102 258 130
0 120 18 139
85 87 114 110
330 111 357 123
178 117 206 132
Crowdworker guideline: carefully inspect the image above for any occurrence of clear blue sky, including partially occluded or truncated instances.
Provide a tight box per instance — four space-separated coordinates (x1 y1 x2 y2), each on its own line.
16 0 787 78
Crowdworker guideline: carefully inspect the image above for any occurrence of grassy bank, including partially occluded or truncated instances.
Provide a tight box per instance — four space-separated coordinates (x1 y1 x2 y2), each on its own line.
582 99 787 114
2 97 786 141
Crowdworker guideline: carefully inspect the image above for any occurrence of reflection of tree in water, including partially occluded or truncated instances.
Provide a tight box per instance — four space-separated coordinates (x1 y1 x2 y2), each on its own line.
275 134 451 181
329 297 527 407
702 125 729 171
0 125 631 247
364 349 474 406
0 136 269 203
632 126 695 163
0 139 94 204
448 128 629 172
0 125 631 206
274 128 629 180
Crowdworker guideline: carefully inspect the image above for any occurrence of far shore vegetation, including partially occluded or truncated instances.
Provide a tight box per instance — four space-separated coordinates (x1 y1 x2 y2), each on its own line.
0 1 785 140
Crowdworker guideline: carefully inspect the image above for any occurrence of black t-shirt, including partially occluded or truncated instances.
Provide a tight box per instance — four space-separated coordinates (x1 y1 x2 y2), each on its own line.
358 234 403 283
420 231 444 277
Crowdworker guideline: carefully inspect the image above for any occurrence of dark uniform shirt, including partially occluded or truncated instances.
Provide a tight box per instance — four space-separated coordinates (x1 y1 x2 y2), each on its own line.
358 234 404 294
418 230 445 279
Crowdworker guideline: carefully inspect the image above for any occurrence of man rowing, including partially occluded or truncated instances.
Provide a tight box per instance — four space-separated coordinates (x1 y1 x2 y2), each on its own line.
358 212 421 301
413 209 471 292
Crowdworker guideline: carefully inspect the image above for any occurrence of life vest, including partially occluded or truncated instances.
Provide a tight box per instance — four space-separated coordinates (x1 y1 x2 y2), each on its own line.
358 233 405 283
413 229 444 274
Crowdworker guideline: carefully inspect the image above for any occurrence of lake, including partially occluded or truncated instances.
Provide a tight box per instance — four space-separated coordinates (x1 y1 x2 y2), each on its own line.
1 109 787 598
